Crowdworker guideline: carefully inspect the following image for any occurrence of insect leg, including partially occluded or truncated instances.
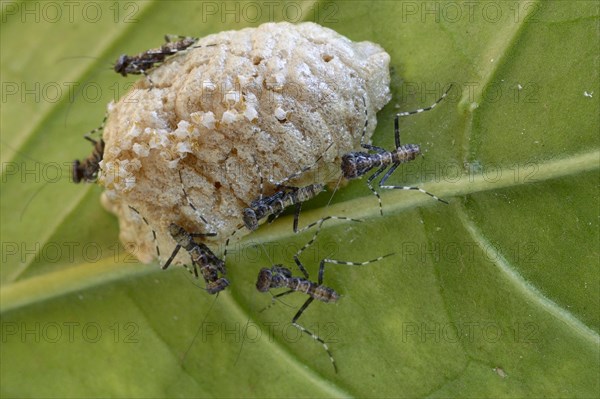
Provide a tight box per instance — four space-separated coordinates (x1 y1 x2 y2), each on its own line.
128 206 161 259
359 96 369 146
394 112 402 148
361 143 387 153
366 164 389 216
379 162 448 204
318 253 395 286
292 202 303 233
293 254 310 279
291 297 338 373
223 225 243 265
83 114 107 139
396 84 452 119
162 244 182 269
258 289 296 314
293 202 362 234
178 169 218 233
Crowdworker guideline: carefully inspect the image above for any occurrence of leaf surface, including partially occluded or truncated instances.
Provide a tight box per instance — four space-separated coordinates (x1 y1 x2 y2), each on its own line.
1 1 598 397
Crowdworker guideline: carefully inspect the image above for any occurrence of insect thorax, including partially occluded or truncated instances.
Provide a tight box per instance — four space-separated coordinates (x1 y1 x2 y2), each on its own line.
341 152 376 179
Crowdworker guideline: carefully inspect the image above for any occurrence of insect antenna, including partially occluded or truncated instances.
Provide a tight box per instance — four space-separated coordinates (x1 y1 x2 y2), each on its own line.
270 142 334 187
127 205 161 261
180 294 220 365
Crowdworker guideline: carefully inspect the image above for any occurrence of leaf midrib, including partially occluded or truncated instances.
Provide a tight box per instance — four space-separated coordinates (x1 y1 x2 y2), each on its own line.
2 150 598 313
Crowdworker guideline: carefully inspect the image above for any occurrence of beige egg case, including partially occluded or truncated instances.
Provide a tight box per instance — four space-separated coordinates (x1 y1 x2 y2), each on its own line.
98 22 391 265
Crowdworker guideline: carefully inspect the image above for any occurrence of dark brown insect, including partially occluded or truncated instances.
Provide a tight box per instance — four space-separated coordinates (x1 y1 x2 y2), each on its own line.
165 223 228 295
256 226 395 373
128 206 227 295
224 145 361 265
256 265 340 302
72 136 105 183
243 183 326 232
114 35 201 87
340 86 452 215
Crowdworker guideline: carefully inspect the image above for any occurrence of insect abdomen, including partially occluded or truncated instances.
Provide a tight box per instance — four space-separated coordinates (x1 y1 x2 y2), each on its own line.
392 144 420 163
312 286 340 303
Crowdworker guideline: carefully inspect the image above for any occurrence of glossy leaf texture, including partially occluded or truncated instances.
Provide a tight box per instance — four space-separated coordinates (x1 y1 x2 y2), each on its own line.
1 1 598 397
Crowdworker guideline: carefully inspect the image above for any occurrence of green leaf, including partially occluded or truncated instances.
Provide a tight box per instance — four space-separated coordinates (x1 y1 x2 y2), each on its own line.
2 1 598 397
